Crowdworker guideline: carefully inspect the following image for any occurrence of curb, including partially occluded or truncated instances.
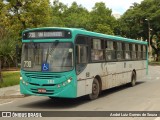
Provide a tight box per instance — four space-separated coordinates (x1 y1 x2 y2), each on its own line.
0 94 28 99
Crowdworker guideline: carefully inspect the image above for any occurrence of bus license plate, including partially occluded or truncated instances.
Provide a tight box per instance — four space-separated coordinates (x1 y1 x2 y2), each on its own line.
38 89 46 93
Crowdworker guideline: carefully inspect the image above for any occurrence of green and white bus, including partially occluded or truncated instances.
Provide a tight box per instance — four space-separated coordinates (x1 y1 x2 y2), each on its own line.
20 27 148 100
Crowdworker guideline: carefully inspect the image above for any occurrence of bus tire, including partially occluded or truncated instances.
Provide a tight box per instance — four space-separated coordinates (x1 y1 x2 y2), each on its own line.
88 78 100 100
130 72 136 87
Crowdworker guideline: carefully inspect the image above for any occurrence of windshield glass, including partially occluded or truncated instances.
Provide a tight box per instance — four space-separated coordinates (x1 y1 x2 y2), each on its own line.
21 42 73 72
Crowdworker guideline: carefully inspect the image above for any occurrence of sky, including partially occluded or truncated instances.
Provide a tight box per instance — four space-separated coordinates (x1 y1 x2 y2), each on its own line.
50 0 144 15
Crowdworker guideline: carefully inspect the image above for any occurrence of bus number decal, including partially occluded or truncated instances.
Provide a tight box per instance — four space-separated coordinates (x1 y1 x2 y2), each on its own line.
24 61 32 68
48 80 54 84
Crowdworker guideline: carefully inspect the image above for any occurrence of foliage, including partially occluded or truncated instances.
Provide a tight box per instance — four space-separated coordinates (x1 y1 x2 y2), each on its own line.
5 0 52 29
149 61 160 65
0 30 18 68
51 0 67 27
63 2 90 29
0 58 1 84
51 1 117 34
51 1 90 29
119 0 160 61
0 0 53 80
88 2 116 35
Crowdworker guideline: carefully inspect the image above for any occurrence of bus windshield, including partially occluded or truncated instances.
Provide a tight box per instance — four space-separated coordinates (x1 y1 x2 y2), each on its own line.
21 42 73 72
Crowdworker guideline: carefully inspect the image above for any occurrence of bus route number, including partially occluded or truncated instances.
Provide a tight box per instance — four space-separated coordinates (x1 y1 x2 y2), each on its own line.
24 61 32 68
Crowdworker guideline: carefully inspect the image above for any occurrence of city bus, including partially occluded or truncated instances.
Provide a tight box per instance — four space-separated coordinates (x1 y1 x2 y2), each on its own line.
20 27 148 100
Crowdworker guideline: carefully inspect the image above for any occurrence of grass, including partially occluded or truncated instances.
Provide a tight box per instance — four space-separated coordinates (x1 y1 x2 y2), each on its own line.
0 71 20 88
149 61 160 65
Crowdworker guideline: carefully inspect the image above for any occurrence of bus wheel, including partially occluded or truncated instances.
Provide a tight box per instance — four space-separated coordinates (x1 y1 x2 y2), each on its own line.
88 78 100 100
131 72 136 87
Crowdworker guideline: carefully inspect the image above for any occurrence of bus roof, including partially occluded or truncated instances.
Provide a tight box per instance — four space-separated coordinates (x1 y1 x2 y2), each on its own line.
23 27 147 45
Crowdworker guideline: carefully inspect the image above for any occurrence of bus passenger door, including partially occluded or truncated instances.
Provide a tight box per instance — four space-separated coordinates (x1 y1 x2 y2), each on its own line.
76 45 90 97
76 45 88 75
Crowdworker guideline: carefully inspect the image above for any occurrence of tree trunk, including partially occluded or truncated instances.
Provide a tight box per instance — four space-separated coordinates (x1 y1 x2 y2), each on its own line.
0 59 3 83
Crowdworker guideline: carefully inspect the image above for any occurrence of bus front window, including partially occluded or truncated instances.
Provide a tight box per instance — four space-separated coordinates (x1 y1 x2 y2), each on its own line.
21 42 73 72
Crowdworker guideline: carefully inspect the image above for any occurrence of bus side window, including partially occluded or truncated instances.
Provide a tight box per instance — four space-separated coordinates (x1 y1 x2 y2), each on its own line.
125 43 131 60
116 42 123 60
135 44 138 59
106 41 116 61
91 39 104 61
129 44 132 59
131 44 136 59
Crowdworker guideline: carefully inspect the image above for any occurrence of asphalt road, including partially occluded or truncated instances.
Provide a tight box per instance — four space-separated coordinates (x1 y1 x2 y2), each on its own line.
0 66 160 120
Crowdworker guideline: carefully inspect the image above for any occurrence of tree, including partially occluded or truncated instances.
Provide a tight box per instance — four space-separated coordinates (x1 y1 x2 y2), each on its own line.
51 1 117 34
0 0 54 81
51 0 67 27
89 2 117 35
119 2 143 39
5 0 52 29
0 0 6 82
119 0 160 61
63 2 90 29
0 28 18 68
51 1 90 29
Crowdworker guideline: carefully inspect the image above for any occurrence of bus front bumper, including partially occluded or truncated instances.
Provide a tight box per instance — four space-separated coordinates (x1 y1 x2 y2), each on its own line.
20 80 77 98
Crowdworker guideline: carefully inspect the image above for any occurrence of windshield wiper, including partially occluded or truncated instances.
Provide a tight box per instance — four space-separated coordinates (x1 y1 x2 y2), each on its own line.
45 40 59 62
30 41 39 57
30 40 37 48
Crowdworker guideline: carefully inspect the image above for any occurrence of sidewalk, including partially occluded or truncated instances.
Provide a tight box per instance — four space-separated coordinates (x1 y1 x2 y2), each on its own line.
0 85 25 99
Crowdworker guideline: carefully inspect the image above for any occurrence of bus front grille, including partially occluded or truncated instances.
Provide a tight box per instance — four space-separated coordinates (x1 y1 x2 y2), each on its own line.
29 82 56 87
25 72 61 79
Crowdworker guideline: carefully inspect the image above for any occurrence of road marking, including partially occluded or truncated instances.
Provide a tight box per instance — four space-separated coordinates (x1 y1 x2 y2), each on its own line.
154 117 160 120
0 101 13 106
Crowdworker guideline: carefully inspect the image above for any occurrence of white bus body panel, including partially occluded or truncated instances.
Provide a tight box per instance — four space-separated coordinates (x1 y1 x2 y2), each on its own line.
77 60 147 97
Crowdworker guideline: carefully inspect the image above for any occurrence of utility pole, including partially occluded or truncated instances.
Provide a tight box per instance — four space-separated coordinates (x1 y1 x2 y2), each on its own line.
145 19 152 61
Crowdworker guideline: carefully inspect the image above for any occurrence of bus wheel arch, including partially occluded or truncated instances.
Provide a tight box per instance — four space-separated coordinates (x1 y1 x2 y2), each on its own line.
88 75 102 100
131 70 136 87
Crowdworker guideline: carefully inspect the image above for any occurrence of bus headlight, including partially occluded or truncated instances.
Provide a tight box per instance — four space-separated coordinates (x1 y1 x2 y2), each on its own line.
22 80 25 84
22 80 28 86
25 82 28 86
62 83 66 86
20 77 22 80
57 77 73 88
67 79 71 83
67 77 72 83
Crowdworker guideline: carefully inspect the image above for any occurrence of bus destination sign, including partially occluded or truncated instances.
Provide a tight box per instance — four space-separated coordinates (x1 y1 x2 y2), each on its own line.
23 30 71 39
